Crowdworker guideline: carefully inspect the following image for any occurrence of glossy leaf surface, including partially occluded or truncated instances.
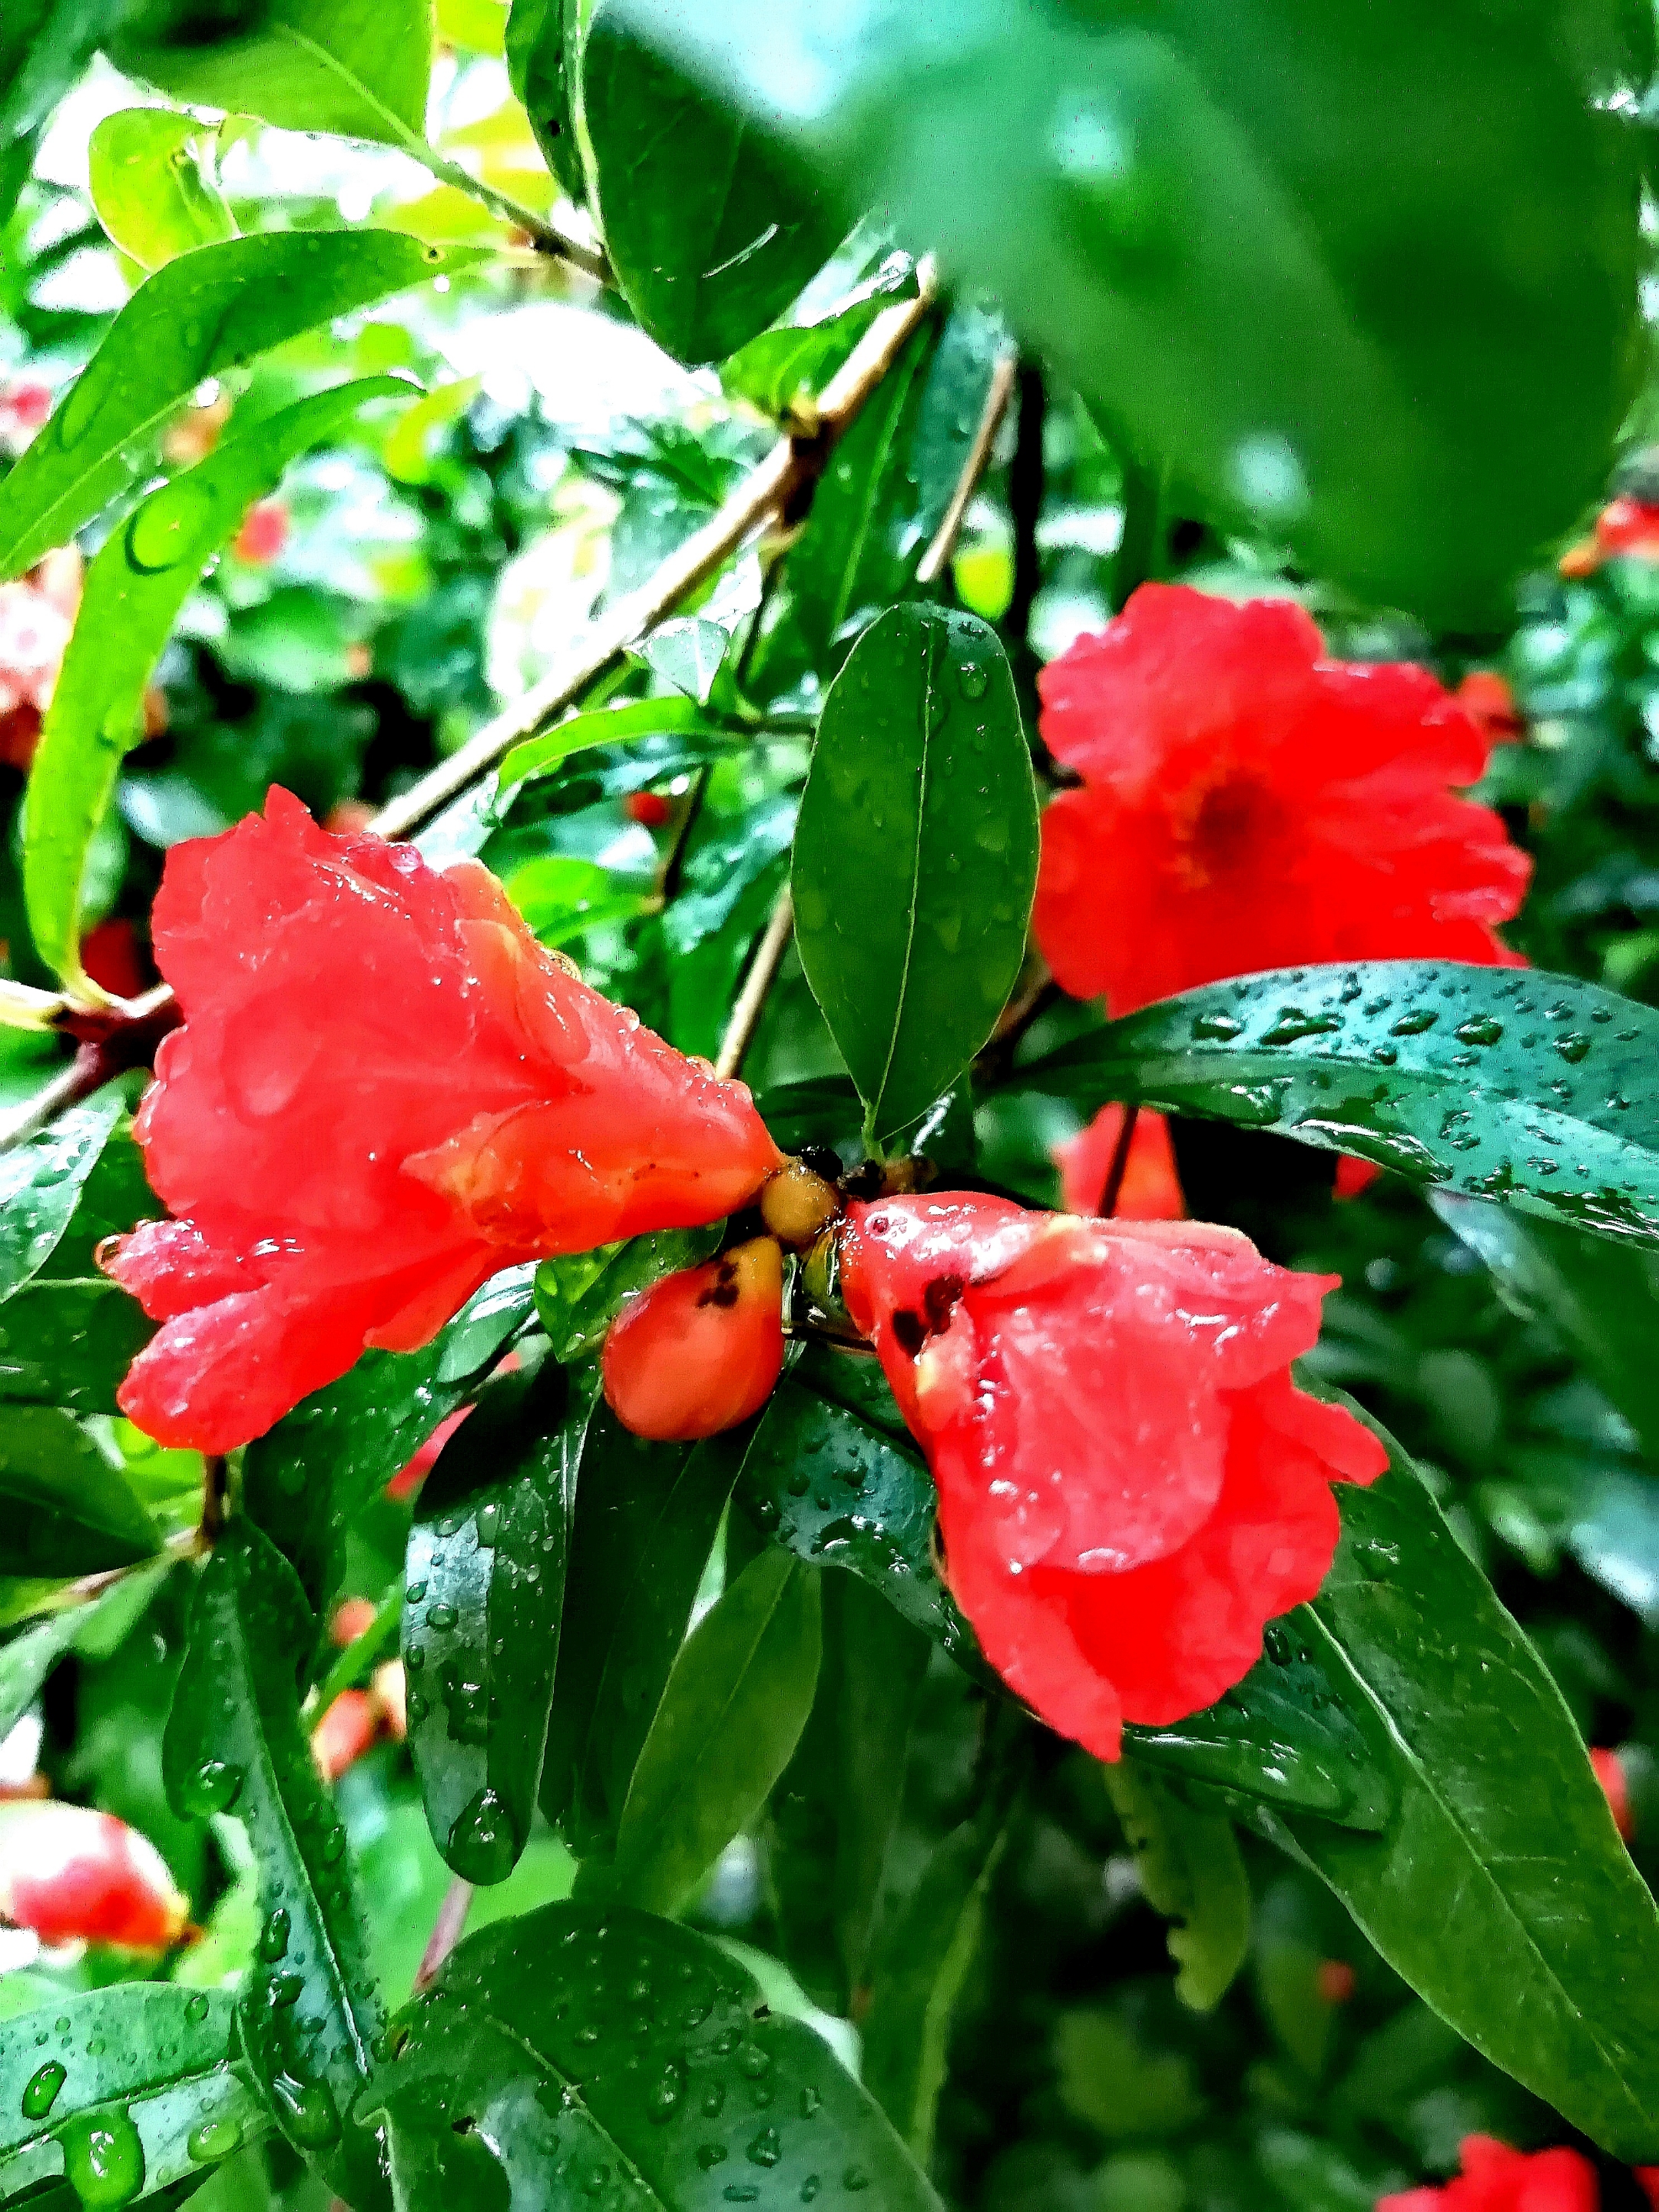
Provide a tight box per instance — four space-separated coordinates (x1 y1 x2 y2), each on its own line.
25 377 412 990
0 1094 125 1300
164 1522 384 2198
608 0 1646 621
612 1547 822 1916
1024 961 1659 1246
584 0 839 365
367 1902 945 2212
405 1362 593 1884
87 110 236 271
793 604 1036 1141
0 1985 262 2206
0 233 481 583
0 1405 158 1575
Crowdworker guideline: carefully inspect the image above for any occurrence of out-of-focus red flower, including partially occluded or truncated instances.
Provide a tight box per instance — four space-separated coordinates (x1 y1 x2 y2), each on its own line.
313 1690 380 1783
1457 671 1523 747
0 378 52 458
1335 1156 1383 1201
0 548 81 773
1561 496 1659 578
0 1803 189 1951
602 1236 785 1441
1053 1104 1184 1219
1634 2169 1659 2211
1591 1746 1634 1840
233 499 290 565
838 1194 1386 1760
1316 1959 1356 2005
1034 585 1531 1015
330 1596 379 1647
79 919 148 1002
626 790 674 829
101 789 783 1453
1376 2136 1598 2212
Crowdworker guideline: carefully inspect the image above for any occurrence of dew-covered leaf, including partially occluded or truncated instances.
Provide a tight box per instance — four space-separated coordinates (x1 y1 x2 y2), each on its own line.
0 1094 126 1301
0 1405 159 1576
495 698 731 805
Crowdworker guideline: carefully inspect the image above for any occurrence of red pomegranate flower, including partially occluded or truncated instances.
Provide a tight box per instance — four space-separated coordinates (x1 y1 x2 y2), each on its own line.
602 1236 786 1441
104 789 781 1452
1378 2136 1598 2212
0 1803 190 1951
1053 1104 1184 1220
838 1193 1386 1760
1035 585 1530 1015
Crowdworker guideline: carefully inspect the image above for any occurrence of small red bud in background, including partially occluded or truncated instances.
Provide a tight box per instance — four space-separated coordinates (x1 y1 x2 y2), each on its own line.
626 790 674 828
1455 671 1522 747
324 800 376 837
1316 1959 1356 2005
233 500 290 565
603 1236 785 1442
313 1690 381 1783
0 378 52 456
0 1803 189 1951
1591 1746 1634 1840
388 1405 474 1502
1634 2168 1659 2210
330 1596 379 1647
79 919 148 1002
1334 1155 1382 1201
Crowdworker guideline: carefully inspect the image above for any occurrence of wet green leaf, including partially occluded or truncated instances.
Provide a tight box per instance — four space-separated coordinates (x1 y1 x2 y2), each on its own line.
793 604 1036 1142
0 1405 158 1575
0 233 482 584
1104 1760 1250 2012
583 0 840 364
0 1094 126 1300
608 0 1645 622
88 110 236 272
25 378 412 992
366 1902 945 2211
611 1548 822 1917
242 1265 538 1613
405 1362 594 1885
1024 961 1659 1248
164 1521 386 2203
118 0 432 147
0 1277 154 1413
0 1986 263 2207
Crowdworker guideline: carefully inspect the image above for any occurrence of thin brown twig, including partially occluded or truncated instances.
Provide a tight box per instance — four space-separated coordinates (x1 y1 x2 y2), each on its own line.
914 351 1018 590
415 1876 475 1993
715 886 793 1082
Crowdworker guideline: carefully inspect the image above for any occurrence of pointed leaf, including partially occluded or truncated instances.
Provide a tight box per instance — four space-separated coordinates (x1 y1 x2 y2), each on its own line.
0 1094 126 1300
88 111 236 272
0 233 482 584
793 604 1037 1141
1104 1760 1250 2012
0 1406 158 1575
505 0 583 198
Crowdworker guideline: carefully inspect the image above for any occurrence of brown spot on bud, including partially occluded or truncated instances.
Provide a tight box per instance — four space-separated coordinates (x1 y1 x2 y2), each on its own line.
892 1310 926 1356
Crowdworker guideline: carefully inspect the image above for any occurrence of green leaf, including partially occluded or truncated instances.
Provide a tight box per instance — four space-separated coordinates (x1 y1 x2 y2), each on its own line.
720 259 916 423
495 697 726 803
405 1361 594 1884
505 0 583 199
541 1406 746 1851
611 1548 822 1917
241 1263 538 1611
25 376 413 991
0 232 482 584
607 0 1646 623
1022 961 1659 1247
769 1568 931 2015
0 1405 159 1575
0 1094 125 1299
164 1521 386 2201
88 110 236 272
1261 1402 1659 2160
1103 1760 1250 2012
0 1985 264 2207
583 0 840 365
793 604 1036 1142
366 1901 945 2212
0 0 127 221
118 0 433 148
534 1226 721 1365
0 1277 154 1414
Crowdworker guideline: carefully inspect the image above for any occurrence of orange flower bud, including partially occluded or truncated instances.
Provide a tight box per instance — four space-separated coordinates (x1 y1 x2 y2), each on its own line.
602 1237 785 1442
312 1690 381 1782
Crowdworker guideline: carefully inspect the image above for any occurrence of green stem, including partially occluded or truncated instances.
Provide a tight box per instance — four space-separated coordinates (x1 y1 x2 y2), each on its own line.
1113 455 1164 611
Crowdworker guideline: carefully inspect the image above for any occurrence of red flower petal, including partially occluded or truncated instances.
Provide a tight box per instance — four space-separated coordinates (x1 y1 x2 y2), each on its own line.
104 789 781 1452
1034 585 1531 1015
1378 2137 1600 2212
839 1194 1385 1760
602 1237 785 1441
1054 1104 1184 1219
0 1803 188 1951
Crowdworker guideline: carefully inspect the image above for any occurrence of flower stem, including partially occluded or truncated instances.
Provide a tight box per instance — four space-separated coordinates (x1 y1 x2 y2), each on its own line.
1098 1102 1141 1218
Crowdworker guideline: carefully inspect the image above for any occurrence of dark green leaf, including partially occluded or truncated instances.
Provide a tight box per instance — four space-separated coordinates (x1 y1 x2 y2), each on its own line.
663 796 795 960
25 378 412 989
1 0 126 223
0 1277 154 1413
366 1901 945 2212
793 604 1037 1141
164 1521 386 2201
88 110 236 272
611 1548 822 1916
0 233 483 584
0 1405 158 1575
505 0 583 198
242 1264 537 1612
608 0 1644 622
1260 1401 1659 2160
769 1569 931 2015
541 1408 746 1851
0 1986 263 2206
583 0 840 364
1104 1760 1250 2012
117 0 432 147
534 1227 721 1365
405 1362 594 1884
1023 961 1659 1247
0 1094 125 1300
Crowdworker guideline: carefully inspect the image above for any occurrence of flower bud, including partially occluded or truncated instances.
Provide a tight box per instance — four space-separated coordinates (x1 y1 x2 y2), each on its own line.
313 1690 381 1783
0 1803 189 1951
760 1160 842 1247
602 1237 785 1442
